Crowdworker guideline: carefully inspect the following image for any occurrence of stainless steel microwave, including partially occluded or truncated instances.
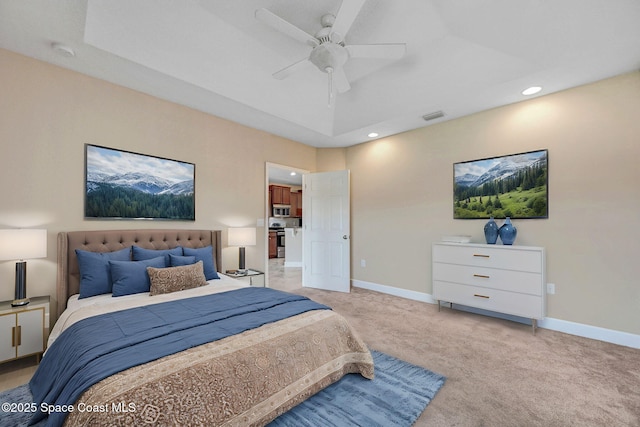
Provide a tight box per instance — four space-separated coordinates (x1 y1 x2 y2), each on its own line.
272 204 291 217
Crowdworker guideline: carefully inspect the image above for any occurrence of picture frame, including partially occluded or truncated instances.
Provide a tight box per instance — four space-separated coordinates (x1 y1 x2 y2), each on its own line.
453 149 548 219
84 144 195 220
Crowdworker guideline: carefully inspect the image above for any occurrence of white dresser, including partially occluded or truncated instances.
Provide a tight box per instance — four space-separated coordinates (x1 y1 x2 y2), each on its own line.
432 243 546 333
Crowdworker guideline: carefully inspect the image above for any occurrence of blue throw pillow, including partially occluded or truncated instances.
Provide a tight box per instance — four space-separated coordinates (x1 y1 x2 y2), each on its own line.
76 247 132 299
169 254 196 266
110 257 167 297
183 246 219 280
132 246 183 265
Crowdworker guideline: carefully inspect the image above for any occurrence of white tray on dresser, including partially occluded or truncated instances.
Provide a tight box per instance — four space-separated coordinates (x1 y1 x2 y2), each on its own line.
432 242 546 334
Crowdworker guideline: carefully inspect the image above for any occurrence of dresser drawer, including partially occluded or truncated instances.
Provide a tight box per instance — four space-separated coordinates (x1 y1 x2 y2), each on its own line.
433 281 544 319
433 263 542 296
433 244 542 273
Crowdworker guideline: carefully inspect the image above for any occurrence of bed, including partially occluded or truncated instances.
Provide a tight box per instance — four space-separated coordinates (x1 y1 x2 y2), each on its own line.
30 229 373 427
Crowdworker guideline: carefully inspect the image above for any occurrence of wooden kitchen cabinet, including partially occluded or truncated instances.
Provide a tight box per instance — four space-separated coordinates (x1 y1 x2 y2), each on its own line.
269 185 291 205
290 192 300 217
296 190 302 216
269 231 277 258
269 185 280 204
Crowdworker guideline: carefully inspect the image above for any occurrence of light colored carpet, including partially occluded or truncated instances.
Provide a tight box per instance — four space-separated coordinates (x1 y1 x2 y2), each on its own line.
267 258 640 426
2 259 638 426
287 285 640 426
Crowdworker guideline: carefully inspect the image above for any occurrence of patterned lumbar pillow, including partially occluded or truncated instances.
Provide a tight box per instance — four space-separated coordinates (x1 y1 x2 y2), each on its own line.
147 261 208 296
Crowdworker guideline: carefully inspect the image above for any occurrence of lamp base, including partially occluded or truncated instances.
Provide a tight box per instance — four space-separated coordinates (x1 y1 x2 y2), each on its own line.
11 298 30 307
14 261 29 307
238 247 246 271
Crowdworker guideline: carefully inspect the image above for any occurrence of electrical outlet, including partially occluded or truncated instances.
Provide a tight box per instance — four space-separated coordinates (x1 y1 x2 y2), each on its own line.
360 259 366 267
547 283 556 294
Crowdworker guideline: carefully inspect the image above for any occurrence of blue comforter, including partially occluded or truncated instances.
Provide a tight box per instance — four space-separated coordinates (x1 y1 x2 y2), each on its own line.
29 287 329 427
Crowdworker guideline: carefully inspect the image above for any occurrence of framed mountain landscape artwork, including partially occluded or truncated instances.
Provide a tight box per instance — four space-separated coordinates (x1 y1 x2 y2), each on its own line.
453 149 548 219
84 144 195 220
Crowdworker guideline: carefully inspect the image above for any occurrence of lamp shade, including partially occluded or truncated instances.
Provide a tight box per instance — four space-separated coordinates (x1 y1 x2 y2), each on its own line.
228 227 256 247
0 229 48 261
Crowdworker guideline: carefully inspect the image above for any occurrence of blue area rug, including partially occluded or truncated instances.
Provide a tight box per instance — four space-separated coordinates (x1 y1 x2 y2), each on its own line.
0 350 444 427
269 350 446 426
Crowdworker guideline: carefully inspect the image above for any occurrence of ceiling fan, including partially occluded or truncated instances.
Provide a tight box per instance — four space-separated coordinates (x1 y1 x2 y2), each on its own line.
255 0 406 104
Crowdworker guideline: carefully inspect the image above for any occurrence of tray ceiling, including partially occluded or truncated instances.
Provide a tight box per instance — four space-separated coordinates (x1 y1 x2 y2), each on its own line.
1 0 639 147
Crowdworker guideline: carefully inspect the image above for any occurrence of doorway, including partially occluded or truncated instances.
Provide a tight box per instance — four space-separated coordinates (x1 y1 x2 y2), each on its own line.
265 162 309 289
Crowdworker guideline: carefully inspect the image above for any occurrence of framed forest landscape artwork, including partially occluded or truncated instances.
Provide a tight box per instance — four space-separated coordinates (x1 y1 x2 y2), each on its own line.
453 149 548 219
85 144 195 220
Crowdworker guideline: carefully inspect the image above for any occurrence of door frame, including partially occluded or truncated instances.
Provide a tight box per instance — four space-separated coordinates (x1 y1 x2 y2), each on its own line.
264 162 309 287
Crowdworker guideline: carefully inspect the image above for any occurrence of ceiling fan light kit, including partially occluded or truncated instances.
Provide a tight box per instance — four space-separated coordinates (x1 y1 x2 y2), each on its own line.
308 36 350 106
309 41 349 73
255 0 406 105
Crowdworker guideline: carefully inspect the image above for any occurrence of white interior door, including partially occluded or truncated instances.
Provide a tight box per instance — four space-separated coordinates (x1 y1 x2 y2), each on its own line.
302 170 350 292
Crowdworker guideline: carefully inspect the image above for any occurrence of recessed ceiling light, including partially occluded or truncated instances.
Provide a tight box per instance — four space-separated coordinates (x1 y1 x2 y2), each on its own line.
368 132 379 138
290 172 296 176
522 86 542 96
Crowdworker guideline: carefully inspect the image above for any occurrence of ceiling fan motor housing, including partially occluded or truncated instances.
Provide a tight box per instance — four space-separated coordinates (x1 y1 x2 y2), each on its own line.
310 43 349 73
255 4 406 95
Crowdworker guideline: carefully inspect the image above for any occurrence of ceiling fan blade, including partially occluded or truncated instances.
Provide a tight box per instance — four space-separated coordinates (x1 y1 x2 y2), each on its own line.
330 0 367 41
333 68 351 93
255 8 319 47
346 43 407 59
273 58 313 80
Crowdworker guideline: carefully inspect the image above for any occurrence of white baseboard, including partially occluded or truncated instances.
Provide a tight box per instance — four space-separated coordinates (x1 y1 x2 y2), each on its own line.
536 317 640 349
353 279 436 304
351 279 640 349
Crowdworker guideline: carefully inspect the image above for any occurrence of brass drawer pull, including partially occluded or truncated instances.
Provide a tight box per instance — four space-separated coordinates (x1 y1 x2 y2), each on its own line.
473 274 490 279
474 294 490 299
473 254 490 258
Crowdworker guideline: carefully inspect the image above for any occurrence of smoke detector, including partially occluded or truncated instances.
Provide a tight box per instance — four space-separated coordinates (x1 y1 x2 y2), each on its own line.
51 43 75 58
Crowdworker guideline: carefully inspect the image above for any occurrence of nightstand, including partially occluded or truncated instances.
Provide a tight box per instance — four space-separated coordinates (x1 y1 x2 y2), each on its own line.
222 269 265 287
0 295 49 364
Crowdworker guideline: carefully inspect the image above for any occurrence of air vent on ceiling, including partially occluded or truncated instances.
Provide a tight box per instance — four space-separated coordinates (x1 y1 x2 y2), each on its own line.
422 111 445 122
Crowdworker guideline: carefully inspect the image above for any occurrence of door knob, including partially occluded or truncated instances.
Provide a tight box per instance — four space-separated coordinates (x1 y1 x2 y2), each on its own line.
343 235 349 240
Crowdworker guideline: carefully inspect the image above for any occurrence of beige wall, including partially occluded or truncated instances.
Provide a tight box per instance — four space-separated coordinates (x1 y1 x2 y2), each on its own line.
347 72 640 335
0 48 316 316
316 147 347 171
2 46 638 337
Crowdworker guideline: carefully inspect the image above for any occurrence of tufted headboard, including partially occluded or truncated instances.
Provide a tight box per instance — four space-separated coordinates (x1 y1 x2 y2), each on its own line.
56 229 222 318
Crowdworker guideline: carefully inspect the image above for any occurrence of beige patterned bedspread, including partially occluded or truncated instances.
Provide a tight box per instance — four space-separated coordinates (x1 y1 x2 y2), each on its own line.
63 309 374 427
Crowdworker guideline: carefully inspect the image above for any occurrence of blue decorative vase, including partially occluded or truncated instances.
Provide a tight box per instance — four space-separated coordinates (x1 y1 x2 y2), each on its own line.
483 216 499 244
498 217 517 245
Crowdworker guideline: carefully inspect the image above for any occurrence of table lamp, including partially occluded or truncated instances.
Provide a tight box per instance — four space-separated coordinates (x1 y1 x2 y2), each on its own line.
228 227 256 273
0 229 47 306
